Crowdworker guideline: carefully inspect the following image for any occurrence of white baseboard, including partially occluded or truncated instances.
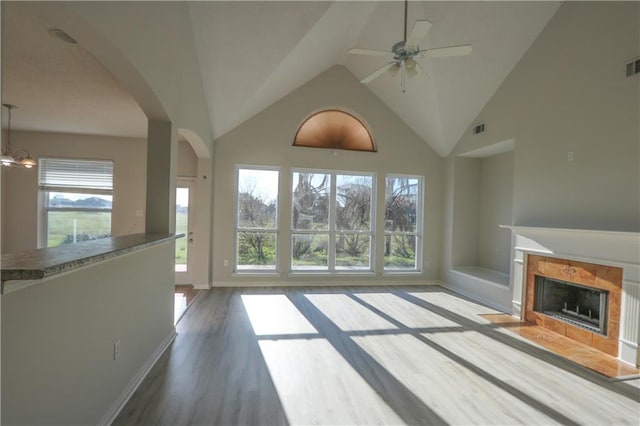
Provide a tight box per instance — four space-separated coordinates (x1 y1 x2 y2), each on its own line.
193 283 211 290
441 282 511 313
99 329 177 425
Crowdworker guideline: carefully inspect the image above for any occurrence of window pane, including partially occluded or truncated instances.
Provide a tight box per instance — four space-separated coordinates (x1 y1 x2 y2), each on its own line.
237 232 277 270
291 233 328 270
47 211 111 247
175 187 189 272
336 174 372 231
384 235 417 270
385 177 419 233
48 192 112 210
238 169 278 229
336 234 371 270
292 172 330 230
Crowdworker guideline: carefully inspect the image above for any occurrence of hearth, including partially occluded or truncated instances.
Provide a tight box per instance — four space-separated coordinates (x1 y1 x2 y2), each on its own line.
534 276 608 335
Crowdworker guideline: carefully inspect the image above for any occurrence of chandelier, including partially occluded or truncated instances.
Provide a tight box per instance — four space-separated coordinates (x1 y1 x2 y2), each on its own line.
1 103 36 169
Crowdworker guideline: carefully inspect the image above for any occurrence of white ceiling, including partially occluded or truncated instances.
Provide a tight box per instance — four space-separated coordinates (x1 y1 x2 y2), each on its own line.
2 1 560 156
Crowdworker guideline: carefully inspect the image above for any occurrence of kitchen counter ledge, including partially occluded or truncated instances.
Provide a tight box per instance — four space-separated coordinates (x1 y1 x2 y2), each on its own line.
1 233 183 284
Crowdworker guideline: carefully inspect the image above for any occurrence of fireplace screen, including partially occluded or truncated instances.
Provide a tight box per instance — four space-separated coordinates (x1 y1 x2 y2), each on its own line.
534 275 608 335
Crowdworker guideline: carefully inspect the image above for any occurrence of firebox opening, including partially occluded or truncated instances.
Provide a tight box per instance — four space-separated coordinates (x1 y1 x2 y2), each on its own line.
534 275 609 335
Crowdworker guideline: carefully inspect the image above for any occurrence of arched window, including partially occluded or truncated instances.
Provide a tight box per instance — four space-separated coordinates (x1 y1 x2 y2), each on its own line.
292 109 376 152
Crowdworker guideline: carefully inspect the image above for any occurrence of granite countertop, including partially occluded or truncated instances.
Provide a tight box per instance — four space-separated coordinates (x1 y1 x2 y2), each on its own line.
1 233 183 282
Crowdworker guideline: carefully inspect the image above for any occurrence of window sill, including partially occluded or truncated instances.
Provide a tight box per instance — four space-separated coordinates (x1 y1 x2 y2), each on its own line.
382 270 423 276
288 271 377 277
232 272 281 277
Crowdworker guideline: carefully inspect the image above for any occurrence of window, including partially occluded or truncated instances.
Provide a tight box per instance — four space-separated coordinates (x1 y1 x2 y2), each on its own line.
292 109 376 152
236 167 279 271
384 175 423 271
291 170 374 271
39 158 114 247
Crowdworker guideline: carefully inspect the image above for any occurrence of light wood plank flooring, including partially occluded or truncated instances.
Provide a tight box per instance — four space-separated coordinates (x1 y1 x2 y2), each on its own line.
114 286 640 425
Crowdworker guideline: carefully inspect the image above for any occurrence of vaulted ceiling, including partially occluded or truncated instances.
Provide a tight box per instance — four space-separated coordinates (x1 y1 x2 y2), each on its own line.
2 1 561 157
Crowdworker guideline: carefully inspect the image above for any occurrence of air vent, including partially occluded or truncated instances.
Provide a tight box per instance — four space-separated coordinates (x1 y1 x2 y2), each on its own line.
472 123 485 135
626 57 640 77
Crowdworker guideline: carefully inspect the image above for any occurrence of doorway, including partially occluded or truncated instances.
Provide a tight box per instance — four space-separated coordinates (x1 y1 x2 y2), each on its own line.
175 178 195 284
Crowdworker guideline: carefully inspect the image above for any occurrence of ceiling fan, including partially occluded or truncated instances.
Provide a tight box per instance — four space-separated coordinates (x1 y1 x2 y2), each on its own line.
348 0 472 92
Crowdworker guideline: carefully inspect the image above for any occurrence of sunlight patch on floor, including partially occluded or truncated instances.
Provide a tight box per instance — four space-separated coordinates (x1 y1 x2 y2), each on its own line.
353 333 555 425
355 292 460 328
258 338 403 425
242 294 317 336
304 293 398 331
427 329 637 425
174 293 187 324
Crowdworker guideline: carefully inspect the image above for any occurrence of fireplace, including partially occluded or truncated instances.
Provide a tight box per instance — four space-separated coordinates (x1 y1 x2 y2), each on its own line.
534 276 608 335
525 255 622 357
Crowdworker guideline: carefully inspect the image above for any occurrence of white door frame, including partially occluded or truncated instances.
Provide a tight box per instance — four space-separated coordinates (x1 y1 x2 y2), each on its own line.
175 177 195 284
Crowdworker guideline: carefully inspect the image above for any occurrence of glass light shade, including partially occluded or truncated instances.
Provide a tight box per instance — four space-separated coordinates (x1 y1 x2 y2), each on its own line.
1 153 16 166
389 63 401 78
20 155 37 168
406 59 418 78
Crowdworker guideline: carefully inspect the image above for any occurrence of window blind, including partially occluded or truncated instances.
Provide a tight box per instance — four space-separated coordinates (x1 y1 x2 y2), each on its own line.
39 158 114 191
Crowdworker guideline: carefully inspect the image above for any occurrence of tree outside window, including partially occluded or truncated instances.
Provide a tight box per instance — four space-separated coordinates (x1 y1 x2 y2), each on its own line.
291 170 374 271
236 168 279 270
384 176 422 271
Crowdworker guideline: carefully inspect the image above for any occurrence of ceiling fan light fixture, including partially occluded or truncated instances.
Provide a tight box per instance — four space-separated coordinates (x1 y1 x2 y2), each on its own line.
19 154 37 169
347 0 472 91
1 152 17 167
405 60 417 78
1 103 37 170
389 63 401 78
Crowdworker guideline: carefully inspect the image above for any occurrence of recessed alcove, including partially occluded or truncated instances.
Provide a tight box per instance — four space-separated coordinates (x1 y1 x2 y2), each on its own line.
450 139 514 287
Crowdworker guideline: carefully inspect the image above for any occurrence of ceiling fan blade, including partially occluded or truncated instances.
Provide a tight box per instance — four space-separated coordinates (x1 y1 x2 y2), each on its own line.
361 62 397 84
405 20 432 50
419 44 473 58
348 48 394 58
415 61 430 80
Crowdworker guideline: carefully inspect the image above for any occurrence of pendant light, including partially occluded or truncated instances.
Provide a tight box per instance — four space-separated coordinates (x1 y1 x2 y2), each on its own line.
1 103 36 169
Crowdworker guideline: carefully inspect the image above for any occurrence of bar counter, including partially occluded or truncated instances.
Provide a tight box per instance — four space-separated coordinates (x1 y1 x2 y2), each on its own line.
1 233 182 284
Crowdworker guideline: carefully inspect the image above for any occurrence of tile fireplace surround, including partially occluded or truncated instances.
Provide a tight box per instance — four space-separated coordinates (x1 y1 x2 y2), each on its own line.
525 255 621 356
502 226 640 367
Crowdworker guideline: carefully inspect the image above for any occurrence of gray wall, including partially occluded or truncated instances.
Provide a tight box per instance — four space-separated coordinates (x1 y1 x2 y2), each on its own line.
451 157 481 268
213 65 444 285
451 1 640 232
441 1 639 310
1 131 147 253
177 138 198 177
477 152 513 273
2 243 175 424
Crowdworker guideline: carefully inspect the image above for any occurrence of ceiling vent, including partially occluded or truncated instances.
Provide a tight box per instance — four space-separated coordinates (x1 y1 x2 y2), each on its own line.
472 123 485 135
626 58 640 77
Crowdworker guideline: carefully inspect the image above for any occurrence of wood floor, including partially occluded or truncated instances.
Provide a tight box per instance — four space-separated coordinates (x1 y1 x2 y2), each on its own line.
174 285 201 324
114 286 640 425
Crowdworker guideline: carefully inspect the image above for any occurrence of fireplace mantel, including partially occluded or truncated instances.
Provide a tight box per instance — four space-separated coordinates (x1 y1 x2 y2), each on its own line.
500 225 640 267
502 225 640 367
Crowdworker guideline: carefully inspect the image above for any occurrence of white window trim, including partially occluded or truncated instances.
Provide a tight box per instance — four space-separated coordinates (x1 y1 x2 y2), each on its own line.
38 157 114 248
234 165 281 273
290 168 376 274
383 173 424 272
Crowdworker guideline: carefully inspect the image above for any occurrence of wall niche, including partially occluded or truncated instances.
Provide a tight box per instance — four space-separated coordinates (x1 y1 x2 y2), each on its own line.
451 139 514 286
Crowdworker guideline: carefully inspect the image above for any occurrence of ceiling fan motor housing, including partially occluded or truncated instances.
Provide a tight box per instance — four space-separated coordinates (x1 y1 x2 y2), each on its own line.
392 40 418 61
